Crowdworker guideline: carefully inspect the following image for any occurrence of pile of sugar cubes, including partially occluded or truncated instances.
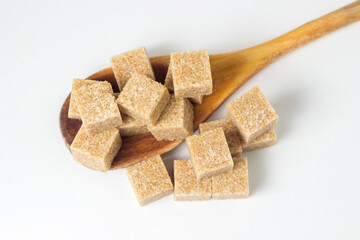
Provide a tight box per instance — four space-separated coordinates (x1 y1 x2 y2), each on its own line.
68 47 278 206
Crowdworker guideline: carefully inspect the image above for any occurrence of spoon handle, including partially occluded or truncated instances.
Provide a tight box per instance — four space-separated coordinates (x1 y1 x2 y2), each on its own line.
209 1 360 100
201 1 360 129
245 1 360 64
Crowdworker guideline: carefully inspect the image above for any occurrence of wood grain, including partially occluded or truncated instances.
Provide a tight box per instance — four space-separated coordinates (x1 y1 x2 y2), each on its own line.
60 1 360 169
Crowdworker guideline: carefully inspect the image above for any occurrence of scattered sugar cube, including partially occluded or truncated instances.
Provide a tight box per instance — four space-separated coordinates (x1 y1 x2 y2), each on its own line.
148 95 193 141
186 128 233 180
110 47 155 90
171 50 212 99
70 125 122 172
118 113 149 136
174 160 211 201
199 118 242 156
72 81 122 135
242 128 277 151
117 73 170 125
68 79 110 120
126 155 173 206
212 157 249 199
164 63 204 104
226 86 278 143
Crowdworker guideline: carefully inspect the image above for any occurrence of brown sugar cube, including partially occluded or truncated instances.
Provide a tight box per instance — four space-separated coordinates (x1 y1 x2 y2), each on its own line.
110 47 155 91
243 128 276 151
171 50 212 99
72 81 122 135
212 156 249 199
164 64 204 104
226 86 278 143
68 79 112 120
114 93 149 137
118 113 149 136
70 125 122 172
186 128 233 180
174 160 211 201
148 95 193 141
199 119 242 156
126 155 173 206
117 73 170 125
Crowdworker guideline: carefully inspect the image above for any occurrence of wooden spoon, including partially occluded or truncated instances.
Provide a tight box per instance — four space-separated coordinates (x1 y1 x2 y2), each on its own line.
60 1 360 169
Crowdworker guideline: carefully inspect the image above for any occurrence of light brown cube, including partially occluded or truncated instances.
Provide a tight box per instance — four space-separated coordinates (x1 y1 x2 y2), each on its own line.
242 128 276 151
212 157 249 199
164 64 204 104
70 125 122 172
226 86 278 143
174 160 211 201
117 73 170 125
199 119 242 156
118 113 149 136
126 155 173 206
186 128 233 180
116 92 148 137
72 81 122 135
171 50 212 99
68 79 111 120
110 47 155 90
148 95 193 141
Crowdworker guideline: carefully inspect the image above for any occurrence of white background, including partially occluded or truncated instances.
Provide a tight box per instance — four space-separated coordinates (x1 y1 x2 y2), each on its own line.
1 0 359 239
